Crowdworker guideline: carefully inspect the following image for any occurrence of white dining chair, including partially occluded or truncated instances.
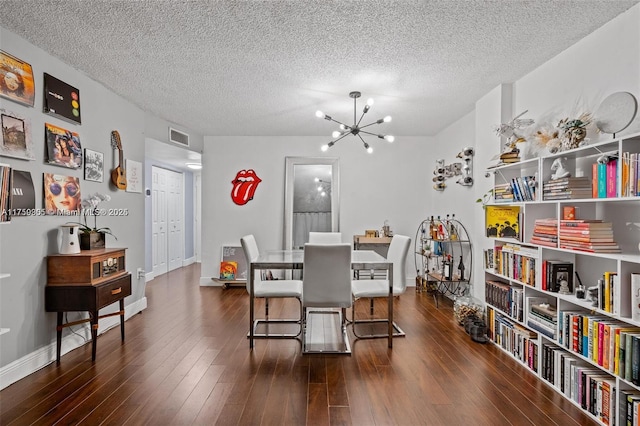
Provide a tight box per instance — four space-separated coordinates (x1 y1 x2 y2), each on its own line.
240 234 303 340
302 243 352 354
308 231 342 244
351 234 411 339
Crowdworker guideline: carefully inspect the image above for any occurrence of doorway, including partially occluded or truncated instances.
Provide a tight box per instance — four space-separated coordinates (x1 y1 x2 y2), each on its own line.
152 166 184 276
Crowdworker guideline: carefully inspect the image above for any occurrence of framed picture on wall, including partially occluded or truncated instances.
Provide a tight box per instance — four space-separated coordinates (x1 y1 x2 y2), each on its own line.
125 159 142 193
0 50 35 107
43 173 81 215
0 109 34 160
43 73 81 124
45 122 82 169
84 148 104 182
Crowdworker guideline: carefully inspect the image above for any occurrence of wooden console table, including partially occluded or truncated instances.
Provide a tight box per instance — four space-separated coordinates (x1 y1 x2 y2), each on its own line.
45 248 131 362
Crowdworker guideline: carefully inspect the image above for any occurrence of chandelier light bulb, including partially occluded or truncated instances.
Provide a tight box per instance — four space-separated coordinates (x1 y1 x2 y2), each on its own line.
321 144 329 152
367 146 373 154
385 135 395 143
317 186 322 192
367 98 374 106
315 110 324 118
321 191 326 197
314 177 320 182
332 130 341 138
383 115 392 123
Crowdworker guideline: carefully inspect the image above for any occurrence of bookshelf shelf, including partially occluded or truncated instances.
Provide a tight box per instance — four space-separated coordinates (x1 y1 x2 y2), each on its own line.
484 131 640 426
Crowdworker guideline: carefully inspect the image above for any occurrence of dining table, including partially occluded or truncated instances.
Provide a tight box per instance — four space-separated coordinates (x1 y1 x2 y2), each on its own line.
249 249 394 349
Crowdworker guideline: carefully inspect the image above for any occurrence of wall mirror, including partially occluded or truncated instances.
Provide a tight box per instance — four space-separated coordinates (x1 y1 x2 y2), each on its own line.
284 157 340 250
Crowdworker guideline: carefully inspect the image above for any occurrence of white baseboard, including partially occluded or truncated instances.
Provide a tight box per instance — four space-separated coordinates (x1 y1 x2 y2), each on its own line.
145 271 155 282
0 297 147 391
182 256 196 267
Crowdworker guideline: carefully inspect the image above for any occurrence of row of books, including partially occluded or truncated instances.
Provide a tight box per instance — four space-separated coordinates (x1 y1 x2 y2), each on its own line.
558 311 640 383
559 219 620 253
620 152 640 197
620 390 640 426
543 176 592 201
493 243 536 285
487 308 538 373
540 343 615 425
485 279 523 321
483 248 495 270
0 164 11 222
494 176 536 203
526 297 557 339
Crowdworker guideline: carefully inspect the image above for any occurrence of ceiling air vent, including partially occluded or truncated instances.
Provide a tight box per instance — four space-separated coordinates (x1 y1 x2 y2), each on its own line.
169 127 189 147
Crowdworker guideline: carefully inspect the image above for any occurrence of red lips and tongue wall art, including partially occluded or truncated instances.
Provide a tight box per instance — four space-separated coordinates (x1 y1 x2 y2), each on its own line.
231 169 262 205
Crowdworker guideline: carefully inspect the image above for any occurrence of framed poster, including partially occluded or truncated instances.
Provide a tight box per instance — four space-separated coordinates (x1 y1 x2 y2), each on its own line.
84 149 104 182
45 123 82 169
125 159 142 193
0 109 34 160
0 50 35 107
43 173 81 215
43 73 81 124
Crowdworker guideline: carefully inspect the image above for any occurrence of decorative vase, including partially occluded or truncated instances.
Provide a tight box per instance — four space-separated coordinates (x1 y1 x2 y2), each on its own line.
80 231 105 250
58 225 80 254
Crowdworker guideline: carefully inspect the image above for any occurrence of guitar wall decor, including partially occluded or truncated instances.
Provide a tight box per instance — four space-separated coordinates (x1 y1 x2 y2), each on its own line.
110 130 127 190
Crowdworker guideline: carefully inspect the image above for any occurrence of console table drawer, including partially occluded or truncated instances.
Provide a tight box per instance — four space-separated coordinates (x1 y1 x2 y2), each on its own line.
97 274 131 308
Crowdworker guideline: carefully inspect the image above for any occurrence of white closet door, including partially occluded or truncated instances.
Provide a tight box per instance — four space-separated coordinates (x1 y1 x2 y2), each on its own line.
152 166 184 276
167 169 183 271
152 166 168 276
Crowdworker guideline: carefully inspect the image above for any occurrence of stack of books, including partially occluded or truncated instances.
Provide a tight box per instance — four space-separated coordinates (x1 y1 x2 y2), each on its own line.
530 218 558 247
493 183 513 203
499 149 521 164
558 219 620 253
542 177 592 200
526 297 556 339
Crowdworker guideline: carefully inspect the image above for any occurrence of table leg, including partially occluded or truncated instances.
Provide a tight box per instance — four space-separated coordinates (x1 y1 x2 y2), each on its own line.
56 312 63 363
119 299 125 341
249 264 255 349
91 311 98 361
388 263 393 348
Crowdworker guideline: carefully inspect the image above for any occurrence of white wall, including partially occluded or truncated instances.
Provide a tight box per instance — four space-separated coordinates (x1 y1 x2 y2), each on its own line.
201 135 433 285
0 27 200 389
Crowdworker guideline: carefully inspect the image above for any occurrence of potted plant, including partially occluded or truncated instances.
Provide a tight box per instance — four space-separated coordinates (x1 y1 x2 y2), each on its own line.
69 193 117 250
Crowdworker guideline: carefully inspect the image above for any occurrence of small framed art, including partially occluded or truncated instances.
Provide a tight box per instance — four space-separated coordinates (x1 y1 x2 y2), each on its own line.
84 149 104 182
0 50 35 107
0 109 34 160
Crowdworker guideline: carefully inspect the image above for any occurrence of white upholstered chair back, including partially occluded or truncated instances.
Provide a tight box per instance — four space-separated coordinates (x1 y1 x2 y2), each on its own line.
387 235 411 294
308 232 342 244
303 243 352 308
240 234 260 293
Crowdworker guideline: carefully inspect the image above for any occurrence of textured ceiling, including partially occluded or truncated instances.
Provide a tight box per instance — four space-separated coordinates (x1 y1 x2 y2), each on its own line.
1 0 638 139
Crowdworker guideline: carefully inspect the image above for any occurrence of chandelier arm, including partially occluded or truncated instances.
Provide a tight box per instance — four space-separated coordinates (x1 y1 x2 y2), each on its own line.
356 134 369 150
359 121 384 130
359 130 384 137
327 117 350 129
356 109 368 127
329 132 352 145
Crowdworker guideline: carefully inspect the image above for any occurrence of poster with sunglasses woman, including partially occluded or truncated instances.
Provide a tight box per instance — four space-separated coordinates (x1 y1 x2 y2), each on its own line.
44 173 81 215
45 122 82 169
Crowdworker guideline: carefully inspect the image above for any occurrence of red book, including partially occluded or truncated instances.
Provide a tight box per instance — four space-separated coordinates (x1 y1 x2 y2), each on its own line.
592 163 598 198
572 316 580 352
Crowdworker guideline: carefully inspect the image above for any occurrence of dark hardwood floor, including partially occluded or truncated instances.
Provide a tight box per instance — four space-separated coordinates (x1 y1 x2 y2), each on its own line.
1 263 596 425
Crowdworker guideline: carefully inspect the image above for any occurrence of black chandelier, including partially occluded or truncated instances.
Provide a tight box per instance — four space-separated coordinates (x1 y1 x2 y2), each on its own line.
316 91 394 154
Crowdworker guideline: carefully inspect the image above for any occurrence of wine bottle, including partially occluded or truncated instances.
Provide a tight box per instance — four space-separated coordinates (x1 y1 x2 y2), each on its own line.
443 255 451 280
457 255 465 281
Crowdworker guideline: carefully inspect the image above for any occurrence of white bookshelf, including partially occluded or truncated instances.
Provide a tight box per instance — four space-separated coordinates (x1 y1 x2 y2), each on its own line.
483 131 640 426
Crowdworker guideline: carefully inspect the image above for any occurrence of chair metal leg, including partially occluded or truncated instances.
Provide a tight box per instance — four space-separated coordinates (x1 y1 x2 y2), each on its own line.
249 297 302 339
351 297 406 339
